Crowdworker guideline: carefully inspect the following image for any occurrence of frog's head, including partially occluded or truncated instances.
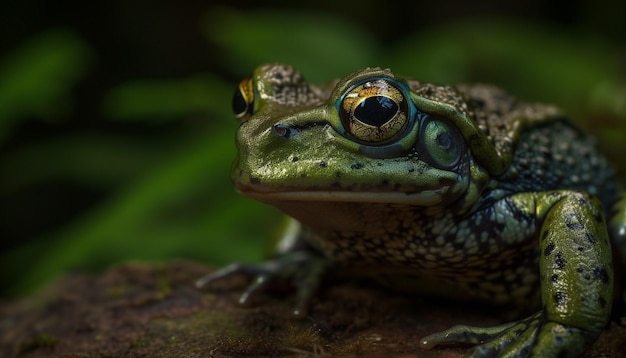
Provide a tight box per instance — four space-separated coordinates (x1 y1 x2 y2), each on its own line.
230 64 497 218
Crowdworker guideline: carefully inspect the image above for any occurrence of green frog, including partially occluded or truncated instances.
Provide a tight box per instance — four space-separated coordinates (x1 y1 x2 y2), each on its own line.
197 63 626 357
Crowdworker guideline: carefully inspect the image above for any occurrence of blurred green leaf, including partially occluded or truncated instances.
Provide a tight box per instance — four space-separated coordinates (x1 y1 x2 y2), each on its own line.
4 11 625 300
102 74 232 121
0 29 92 142
386 20 621 109
588 81 626 121
202 8 380 81
4 125 274 296
0 133 182 196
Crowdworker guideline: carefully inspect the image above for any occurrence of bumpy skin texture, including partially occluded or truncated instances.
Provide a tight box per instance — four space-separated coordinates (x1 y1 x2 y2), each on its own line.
199 64 625 357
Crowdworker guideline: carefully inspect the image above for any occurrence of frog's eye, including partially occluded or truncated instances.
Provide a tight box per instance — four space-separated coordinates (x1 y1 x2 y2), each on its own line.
232 78 255 121
339 79 409 144
419 118 462 169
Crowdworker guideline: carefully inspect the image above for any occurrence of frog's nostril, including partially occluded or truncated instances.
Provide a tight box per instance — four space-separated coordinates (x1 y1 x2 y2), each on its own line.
272 123 297 138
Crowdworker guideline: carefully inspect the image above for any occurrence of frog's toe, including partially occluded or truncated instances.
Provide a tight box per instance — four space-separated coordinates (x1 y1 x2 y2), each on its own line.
196 262 259 289
420 313 540 357
237 273 272 306
466 319 540 357
526 322 595 357
195 262 271 306
420 319 521 352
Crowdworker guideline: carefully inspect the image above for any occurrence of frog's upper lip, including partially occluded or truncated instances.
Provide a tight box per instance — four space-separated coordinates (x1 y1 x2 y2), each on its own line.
236 186 450 206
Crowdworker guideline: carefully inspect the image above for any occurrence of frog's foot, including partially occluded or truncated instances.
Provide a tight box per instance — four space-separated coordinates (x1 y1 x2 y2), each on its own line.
196 251 331 317
420 311 597 357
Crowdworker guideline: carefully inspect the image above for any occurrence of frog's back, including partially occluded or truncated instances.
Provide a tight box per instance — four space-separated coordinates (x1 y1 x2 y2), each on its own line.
496 120 617 209
456 83 617 210
459 84 626 282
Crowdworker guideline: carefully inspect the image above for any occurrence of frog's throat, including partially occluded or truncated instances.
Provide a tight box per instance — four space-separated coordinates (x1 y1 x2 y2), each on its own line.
236 187 450 206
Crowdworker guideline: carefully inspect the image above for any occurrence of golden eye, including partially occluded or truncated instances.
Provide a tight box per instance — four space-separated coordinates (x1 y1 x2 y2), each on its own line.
338 79 409 144
232 78 255 121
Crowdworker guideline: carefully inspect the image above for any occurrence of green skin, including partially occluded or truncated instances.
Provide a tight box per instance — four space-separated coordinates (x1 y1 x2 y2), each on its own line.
198 64 626 357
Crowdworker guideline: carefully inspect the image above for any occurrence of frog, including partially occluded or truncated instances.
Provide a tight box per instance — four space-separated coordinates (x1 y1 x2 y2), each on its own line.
197 63 626 357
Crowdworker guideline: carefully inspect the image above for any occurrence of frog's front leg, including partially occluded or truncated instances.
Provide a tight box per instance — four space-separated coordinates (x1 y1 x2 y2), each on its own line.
421 191 614 357
196 221 332 317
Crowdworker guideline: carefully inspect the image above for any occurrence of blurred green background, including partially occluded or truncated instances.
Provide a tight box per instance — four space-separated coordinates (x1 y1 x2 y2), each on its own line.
1 0 625 298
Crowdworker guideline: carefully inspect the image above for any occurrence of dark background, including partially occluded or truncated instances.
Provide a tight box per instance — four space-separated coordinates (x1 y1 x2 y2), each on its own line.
1 0 625 297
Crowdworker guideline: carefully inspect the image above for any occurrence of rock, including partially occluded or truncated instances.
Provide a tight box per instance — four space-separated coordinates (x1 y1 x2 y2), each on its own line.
1 261 624 357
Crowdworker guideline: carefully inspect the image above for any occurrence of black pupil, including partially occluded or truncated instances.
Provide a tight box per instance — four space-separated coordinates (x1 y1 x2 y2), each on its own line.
354 96 398 127
436 132 452 149
232 88 248 115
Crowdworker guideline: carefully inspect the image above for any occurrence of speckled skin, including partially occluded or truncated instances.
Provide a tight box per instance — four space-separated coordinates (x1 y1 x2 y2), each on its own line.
198 64 625 357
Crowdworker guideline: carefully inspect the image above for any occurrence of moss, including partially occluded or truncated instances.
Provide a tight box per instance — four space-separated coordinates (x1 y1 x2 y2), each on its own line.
17 333 59 354
156 276 171 299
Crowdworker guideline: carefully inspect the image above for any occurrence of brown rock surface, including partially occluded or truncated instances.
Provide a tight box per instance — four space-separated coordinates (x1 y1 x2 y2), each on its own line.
1 261 624 357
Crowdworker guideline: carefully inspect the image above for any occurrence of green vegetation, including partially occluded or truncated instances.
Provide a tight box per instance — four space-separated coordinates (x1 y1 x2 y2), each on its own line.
1 5 624 297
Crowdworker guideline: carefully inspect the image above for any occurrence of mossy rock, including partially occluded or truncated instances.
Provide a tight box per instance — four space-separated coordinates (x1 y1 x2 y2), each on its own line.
1 261 624 357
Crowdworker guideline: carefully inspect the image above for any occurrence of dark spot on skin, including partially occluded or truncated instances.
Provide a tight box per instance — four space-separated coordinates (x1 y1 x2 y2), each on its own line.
290 156 299 162
555 252 567 269
250 177 261 185
577 246 584 252
554 334 564 345
319 160 327 167
576 266 592 280
594 211 603 222
544 242 555 257
565 217 584 231
553 291 567 305
542 230 550 241
585 231 595 244
335 171 342 178
593 266 610 284
520 347 529 355
351 162 364 170
551 274 558 283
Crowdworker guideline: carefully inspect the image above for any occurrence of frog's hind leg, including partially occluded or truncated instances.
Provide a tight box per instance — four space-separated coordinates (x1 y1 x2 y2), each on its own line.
421 190 614 357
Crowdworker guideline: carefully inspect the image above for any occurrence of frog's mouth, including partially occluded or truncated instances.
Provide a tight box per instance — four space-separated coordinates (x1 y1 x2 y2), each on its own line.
234 179 457 206
234 180 465 235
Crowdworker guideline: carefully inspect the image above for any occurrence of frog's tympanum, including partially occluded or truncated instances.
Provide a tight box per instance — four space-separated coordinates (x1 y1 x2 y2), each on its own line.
198 64 626 357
